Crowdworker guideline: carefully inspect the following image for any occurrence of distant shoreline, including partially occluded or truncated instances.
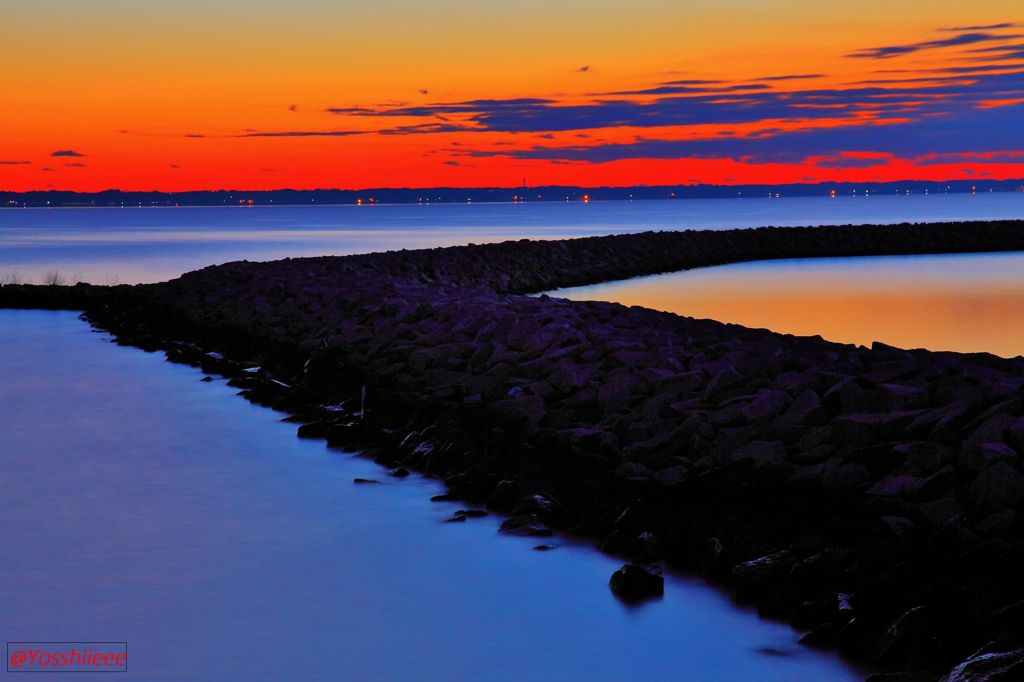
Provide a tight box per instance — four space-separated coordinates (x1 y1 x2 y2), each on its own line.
3 179 1023 208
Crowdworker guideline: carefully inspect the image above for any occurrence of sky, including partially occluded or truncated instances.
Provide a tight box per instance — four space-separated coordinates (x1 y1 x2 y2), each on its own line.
2 0 1023 191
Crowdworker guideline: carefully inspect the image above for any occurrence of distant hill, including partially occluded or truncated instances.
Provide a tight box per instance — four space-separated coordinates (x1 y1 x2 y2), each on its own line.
3 180 1023 207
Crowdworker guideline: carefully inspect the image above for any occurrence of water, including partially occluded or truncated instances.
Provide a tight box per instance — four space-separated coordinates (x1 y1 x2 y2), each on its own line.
2 194 1021 678
1 193 1021 284
0 310 864 681
550 251 1024 358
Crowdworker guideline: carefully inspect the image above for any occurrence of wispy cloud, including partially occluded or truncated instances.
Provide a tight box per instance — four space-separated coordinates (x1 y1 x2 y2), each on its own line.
50 149 85 157
754 73 825 81
847 31 1020 59
0 160 31 165
940 22 1023 32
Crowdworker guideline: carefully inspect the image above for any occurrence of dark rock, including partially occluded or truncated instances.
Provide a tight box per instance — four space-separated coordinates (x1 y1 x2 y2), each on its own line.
487 480 519 512
960 442 1018 473
353 478 380 485
865 673 942 682
637 531 664 560
533 544 557 551
975 510 1017 537
729 440 788 468
969 462 1024 516
297 422 330 439
389 467 411 477
909 465 957 503
947 647 1024 682
800 623 839 648
652 465 689 487
455 509 489 518
499 514 552 537
869 606 937 668
775 388 826 427
868 475 926 498
741 389 792 422
899 442 955 475
823 462 871 491
879 515 918 540
700 537 733 582
917 496 965 529
609 563 664 600
732 550 795 603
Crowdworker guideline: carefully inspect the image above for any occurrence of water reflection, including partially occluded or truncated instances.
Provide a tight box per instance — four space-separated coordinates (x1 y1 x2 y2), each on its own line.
553 252 1024 358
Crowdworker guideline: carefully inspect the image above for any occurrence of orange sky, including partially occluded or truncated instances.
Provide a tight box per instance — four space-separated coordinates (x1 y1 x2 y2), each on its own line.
2 1 1023 191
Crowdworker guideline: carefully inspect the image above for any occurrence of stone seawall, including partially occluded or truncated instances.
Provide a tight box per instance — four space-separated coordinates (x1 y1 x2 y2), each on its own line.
4 221 1024 680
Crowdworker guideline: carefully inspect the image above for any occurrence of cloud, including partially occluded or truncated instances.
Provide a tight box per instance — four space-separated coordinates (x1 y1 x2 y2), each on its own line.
0 160 31 165
449 95 1024 166
237 129 363 137
288 104 298 112
322 67 1024 136
41 167 56 172
325 106 390 115
578 65 591 73
419 89 429 95
940 22 1022 32
811 153 894 169
169 164 180 168
914 150 1024 165
754 73 825 81
847 31 1020 59
64 162 87 168
50 149 85 157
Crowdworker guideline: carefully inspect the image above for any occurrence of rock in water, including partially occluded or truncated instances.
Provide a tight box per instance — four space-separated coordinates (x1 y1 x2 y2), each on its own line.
498 514 552 537
609 563 664 600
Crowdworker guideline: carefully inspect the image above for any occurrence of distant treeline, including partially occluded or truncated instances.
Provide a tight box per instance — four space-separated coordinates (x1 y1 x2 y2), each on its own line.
3 180 1023 207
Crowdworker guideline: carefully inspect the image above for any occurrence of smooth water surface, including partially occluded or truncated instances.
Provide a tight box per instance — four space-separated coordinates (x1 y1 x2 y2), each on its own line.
552 252 1024 358
1 193 1021 284
0 311 864 681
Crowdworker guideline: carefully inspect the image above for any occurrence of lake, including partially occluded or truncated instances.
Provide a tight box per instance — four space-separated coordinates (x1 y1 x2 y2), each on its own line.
550 251 1024 358
3 194 1022 679
2 193 1022 284
0 310 864 681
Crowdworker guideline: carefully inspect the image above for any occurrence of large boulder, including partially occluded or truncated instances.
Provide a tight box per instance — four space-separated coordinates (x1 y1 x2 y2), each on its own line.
774 388 826 427
609 563 664 600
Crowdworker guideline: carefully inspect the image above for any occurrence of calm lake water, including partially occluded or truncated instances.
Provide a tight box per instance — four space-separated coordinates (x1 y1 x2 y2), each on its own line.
1 194 1021 679
1 193 1022 284
0 310 865 681
551 251 1024 358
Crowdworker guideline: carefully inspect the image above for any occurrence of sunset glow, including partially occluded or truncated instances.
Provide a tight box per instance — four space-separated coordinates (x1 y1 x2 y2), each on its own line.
3 0 1023 191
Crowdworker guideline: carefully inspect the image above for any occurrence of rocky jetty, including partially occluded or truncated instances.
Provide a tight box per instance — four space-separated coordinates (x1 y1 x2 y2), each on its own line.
4 220 1024 680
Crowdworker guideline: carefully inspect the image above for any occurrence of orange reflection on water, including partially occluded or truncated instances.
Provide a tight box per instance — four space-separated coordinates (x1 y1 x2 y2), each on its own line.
555 252 1024 358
